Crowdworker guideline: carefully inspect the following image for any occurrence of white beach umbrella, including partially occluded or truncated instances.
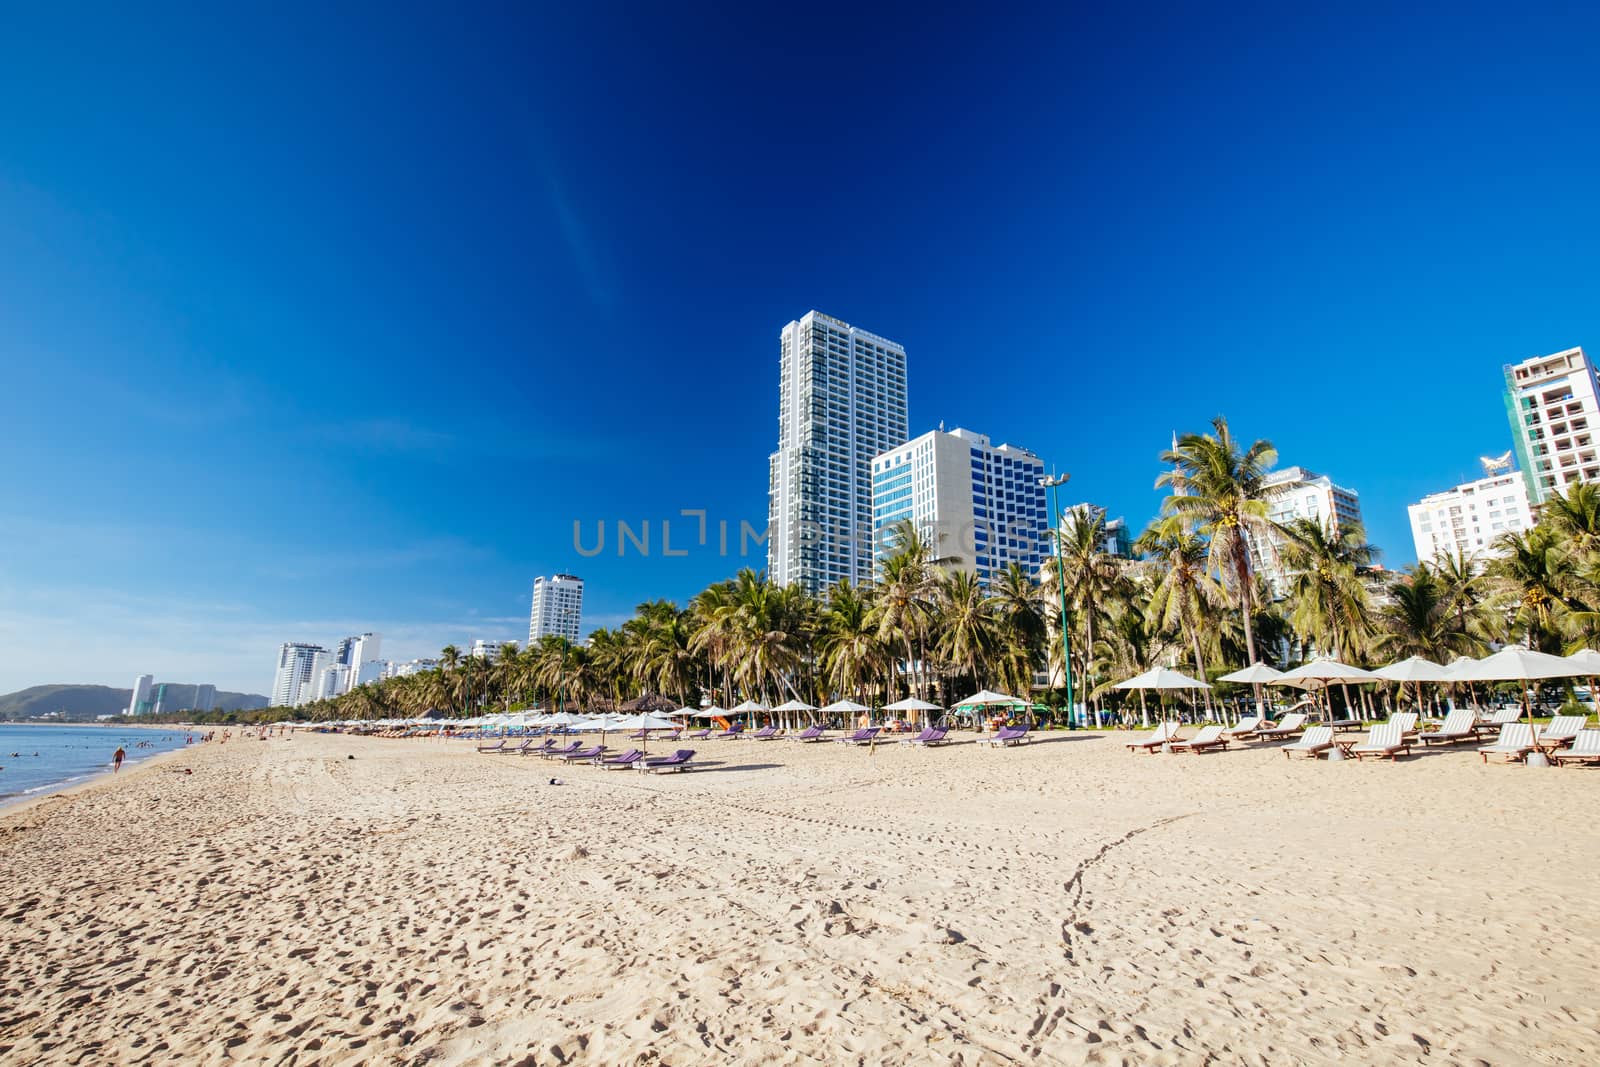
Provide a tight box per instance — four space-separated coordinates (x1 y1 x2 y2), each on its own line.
1218 662 1284 684
612 712 679 752
1564 648 1600 714
820 699 871 726
728 699 768 713
691 705 729 720
1455 645 1578 766
883 697 942 710
1274 659 1379 752
1113 666 1210 726
772 699 816 712
1372 655 1452 711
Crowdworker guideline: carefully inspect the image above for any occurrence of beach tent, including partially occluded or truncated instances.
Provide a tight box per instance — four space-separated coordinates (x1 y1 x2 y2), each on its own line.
1454 646 1579 766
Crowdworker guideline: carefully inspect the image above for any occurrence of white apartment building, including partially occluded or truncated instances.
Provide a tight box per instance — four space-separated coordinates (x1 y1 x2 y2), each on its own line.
381 658 438 679
1249 466 1364 593
192 684 217 712
1505 346 1600 505
871 427 1047 586
769 311 909 594
126 673 154 716
271 642 327 707
472 638 515 659
335 633 383 695
1408 470 1532 564
529 574 584 643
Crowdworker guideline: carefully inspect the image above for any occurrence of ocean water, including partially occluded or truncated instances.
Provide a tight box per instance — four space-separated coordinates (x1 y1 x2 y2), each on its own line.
0 724 195 806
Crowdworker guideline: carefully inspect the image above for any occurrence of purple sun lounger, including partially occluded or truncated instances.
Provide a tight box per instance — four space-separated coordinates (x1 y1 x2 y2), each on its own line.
600 748 644 770
540 741 583 760
475 739 507 753
899 727 948 746
687 728 711 740
637 749 696 773
748 726 780 740
559 745 608 764
834 728 879 745
715 725 744 739
789 725 826 742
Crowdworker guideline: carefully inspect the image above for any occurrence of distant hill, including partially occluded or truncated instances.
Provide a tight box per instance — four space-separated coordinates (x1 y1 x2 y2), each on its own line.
0 684 269 721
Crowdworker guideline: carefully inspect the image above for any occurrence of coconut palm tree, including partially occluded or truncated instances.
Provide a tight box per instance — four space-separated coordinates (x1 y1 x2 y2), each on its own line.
1278 517 1378 663
1156 416 1279 668
1041 505 1123 718
1488 525 1571 651
1136 515 1225 704
816 579 886 705
869 520 938 701
935 569 998 697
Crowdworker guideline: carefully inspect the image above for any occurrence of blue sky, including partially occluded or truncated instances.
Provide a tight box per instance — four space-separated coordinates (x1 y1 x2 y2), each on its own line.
2 6 1597 694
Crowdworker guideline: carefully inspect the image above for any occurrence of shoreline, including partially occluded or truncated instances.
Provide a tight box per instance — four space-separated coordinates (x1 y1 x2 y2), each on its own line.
0 740 196 817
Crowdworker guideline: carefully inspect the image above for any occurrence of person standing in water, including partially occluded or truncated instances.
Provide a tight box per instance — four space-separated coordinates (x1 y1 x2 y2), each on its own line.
112 746 126 773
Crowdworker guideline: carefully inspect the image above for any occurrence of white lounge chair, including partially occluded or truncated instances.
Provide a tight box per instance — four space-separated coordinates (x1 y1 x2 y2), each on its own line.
1478 723 1536 764
1388 712 1418 739
1255 713 1308 740
1282 726 1335 760
1222 716 1262 739
1351 722 1408 761
1168 724 1229 753
1536 714 1588 751
1125 722 1180 753
1419 708 1478 746
1552 729 1600 766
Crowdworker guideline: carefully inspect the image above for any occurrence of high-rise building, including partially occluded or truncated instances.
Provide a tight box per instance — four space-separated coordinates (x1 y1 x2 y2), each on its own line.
335 633 382 695
271 642 327 707
1505 345 1600 505
192 684 217 712
529 575 584 643
1249 466 1364 594
126 674 154 716
769 310 909 594
1408 469 1532 565
871 427 1046 586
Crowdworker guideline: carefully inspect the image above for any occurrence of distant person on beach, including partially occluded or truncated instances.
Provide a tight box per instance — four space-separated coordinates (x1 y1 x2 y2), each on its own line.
113 746 126 773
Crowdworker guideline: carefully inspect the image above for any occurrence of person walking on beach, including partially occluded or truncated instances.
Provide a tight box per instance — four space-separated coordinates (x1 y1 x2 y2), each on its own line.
112 746 126 773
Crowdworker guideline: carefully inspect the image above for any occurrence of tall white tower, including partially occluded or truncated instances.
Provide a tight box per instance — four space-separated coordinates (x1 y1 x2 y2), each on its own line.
768 311 909 594
271 642 327 707
126 674 154 716
529 575 584 643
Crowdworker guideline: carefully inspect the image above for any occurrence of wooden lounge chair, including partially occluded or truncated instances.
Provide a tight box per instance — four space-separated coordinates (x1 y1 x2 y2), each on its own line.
1125 722 1181 753
1169 725 1229 753
1351 722 1409 761
1482 707 1522 729
1551 729 1600 766
1222 716 1262 739
1254 713 1308 740
1419 709 1478 745
1282 726 1335 760
1388 712 1419 740
1479 723 1536 764
1536 715 1588 751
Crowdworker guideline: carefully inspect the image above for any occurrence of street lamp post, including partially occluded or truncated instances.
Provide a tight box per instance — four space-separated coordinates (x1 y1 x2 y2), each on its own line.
1039 472 1076 727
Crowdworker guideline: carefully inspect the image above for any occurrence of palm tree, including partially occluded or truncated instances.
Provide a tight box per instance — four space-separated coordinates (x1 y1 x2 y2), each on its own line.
1278 518 1378 662
1136 515 1225 706
1375 563 1487 707
869 520 937 701
1041 505 1123 718
1489 526 1571 651
935 569 998 696
816 580 886 705
1156 416 1279 667
1543 482 1600 557
987 563 1047 698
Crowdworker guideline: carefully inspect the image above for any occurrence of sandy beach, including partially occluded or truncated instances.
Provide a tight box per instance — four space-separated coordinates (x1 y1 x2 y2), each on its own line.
1 728 1597 1066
